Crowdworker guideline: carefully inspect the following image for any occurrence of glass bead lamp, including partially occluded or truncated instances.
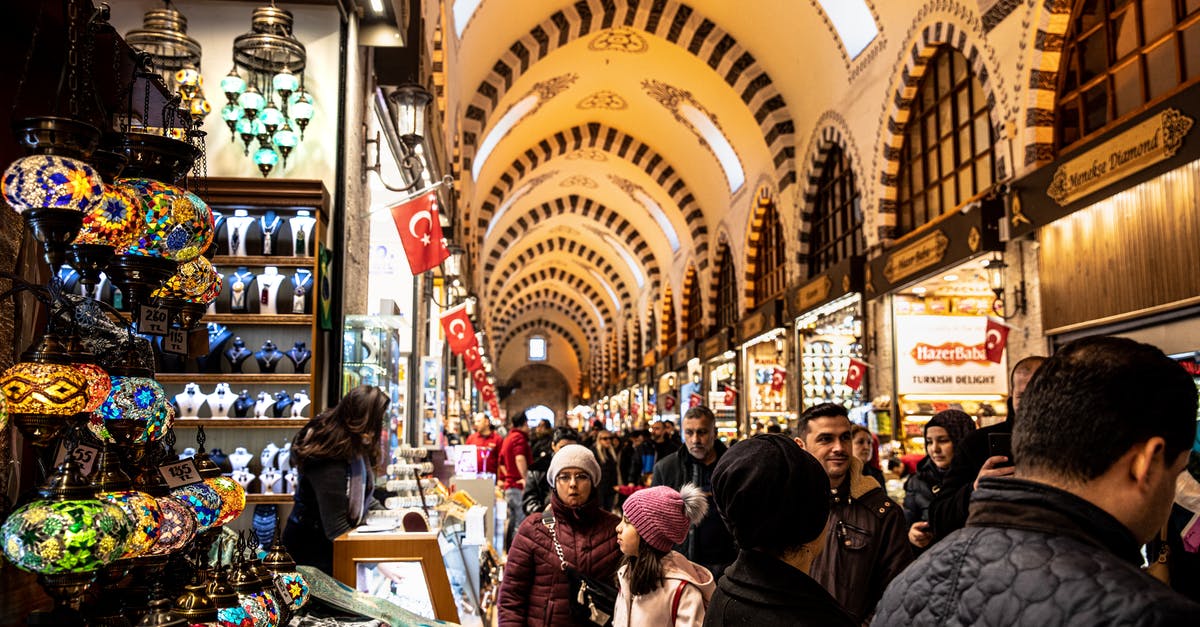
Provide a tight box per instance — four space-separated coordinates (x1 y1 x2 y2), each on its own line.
171 482 223 532
1 333 89 446
272 70 299 101
237 86 265 120
261 537 309 611
207 476 245 527
91 447 162 560
153 256 222 305
271 124 298 166
88 375 173 445
146 495 198 556
221 104 244 136
252 148 279 177
288 90 314 139
258 103 285 135
221 68 247 103
2 154 105 270
117 178 213 262
75 363 112 414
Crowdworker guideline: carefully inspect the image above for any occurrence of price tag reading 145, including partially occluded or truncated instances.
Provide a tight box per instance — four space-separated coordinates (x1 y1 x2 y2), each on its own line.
159 458 204 488
139 305 170 336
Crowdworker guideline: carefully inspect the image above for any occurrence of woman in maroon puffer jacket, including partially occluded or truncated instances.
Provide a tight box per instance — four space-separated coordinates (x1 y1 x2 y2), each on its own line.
500 444 621 626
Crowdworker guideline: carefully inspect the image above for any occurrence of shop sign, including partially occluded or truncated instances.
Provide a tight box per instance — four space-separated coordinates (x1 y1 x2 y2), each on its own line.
700 329 730 361
883 230 950 284
672 341 695 367
788 257 866 317
1047 109 1193 206
737 300 782 344
796 276 831 312
895 315 1008 395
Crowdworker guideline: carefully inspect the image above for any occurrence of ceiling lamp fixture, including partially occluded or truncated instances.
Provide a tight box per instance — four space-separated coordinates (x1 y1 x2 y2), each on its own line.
124 6 210 125
221 4 314 176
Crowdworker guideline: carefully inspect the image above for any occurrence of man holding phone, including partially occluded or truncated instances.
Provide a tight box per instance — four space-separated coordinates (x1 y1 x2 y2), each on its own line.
926 355 1045 541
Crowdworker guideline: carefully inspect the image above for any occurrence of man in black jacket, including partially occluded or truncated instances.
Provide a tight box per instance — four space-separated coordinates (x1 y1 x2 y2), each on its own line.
874 336 1200 625
652 405 738 579
926 355 1044 541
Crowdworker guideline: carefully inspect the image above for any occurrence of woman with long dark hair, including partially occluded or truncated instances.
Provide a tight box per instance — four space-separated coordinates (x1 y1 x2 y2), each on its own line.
282 385 390 573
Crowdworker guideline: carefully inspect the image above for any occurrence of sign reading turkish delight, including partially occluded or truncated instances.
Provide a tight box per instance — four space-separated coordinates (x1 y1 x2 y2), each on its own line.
895 315 1008 395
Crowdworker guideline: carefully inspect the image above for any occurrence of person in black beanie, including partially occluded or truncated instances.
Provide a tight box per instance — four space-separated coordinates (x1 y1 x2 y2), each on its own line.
704 434 855 627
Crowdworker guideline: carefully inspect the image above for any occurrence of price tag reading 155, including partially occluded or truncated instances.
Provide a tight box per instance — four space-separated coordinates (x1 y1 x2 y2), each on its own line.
159 458 204 488
139 305 170 336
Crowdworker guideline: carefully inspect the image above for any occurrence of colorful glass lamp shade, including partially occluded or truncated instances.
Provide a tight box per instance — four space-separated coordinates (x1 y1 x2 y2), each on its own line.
2 154 105 215
118 178 213 262
206 476 246 527
146 495 198 556
1 358 88 446
152 256 222 304
2 498 130 574
0 393 8 432
170 482 223 532
262 539 309 611
98 490 162 559
75 363 112 414
87 375 173 445
73 182 143 250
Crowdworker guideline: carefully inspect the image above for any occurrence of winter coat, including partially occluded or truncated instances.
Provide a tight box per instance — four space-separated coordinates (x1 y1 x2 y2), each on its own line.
926 418 1010 540
810 457 912 624
703 549 855 627
498 491 622 627
873 477 1200 626
614 550 715 627
521 452 552 516
592 444 620 511
902 456 946 525
651 442 738 579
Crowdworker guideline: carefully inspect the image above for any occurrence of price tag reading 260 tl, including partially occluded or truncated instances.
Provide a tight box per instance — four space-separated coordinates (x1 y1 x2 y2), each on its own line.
139 305 170 336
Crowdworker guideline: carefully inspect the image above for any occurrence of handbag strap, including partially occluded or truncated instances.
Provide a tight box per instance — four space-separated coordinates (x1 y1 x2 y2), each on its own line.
541 510 568 571
669 580 689 624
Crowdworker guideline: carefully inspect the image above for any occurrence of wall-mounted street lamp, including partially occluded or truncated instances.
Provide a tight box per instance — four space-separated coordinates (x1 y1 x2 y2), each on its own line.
982 252 1026 319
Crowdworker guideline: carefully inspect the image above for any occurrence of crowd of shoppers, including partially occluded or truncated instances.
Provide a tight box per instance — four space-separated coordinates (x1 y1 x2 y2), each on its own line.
492 336 1200 625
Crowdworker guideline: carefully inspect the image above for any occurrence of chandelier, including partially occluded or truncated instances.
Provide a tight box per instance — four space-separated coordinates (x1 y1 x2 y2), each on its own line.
220 4 315 177
123 5 211 126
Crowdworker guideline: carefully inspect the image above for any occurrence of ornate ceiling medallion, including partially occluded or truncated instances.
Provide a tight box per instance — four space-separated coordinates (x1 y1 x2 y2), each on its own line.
565 149 607 162
607 174 640 198
532 73 580 103
588 27 649 53
561 175 598 188
577 91 628 110
642 79 718 147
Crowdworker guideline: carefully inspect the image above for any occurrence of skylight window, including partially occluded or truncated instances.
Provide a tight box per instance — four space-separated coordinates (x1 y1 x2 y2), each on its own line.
601 233 645 288
679 104 744 193
452 0 482 38
633 189 680 252
588 268 622 312
816 0 879 59
472 94 538 181
528 335 547 361
485 182 532 239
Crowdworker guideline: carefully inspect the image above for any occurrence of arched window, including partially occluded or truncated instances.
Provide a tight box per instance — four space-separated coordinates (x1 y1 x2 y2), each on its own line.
750 202 787 306
897 46 996 236
716 246 738 329
528 335 547 361
684 265 703 342
808 144 864 277
646 308 657 356
1056 0 1200 151
662 287 677 352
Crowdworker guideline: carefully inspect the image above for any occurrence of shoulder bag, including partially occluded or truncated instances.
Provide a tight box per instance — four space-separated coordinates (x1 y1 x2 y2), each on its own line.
542 510 617 626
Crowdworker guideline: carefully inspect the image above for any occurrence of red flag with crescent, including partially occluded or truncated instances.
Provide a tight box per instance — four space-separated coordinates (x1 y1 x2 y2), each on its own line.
770 367 787 392
488 399 501 417
845 358 867 391
688 393 703 408
471 367 489 392
390 192 450 275
984 317 1010 364
440 304 477 355
481 385 496 402
723 385 737 407
461 343 483 371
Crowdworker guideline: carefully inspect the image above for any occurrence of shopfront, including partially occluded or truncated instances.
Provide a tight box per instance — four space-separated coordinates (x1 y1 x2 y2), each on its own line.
787 257 867 415
699 328 739 441
666 341 699 423
868 195 1009 448
736 300 789 433
1010 80 1200 379
655 357 681 426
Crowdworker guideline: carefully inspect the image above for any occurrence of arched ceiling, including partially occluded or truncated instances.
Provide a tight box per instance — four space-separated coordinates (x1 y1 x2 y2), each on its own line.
448 0 898 391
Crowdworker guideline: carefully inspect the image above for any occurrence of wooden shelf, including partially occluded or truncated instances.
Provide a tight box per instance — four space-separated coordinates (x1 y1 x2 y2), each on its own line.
246 494 294 504
205 314 313 324
157 374 311 384
211 256 314 267
174 418 310 428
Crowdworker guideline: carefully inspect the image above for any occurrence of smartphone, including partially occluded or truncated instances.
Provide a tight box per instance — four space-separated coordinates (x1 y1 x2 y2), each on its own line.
988 433 1014 466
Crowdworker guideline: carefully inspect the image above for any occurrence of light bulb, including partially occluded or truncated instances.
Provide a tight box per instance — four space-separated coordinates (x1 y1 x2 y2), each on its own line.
237 86 265 120
220 69 246 103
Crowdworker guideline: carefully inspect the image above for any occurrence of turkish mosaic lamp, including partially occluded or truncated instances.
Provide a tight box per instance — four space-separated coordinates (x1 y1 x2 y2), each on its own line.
73 181 144 251
261 536 310 611
88 375 173 445
145 494 198 556
152 255 223 304
171 481 223 532
0 333 89 446
117 178 214 261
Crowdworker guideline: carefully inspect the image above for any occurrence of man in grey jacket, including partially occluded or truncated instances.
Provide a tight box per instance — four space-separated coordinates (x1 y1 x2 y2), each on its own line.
874 336 1200 626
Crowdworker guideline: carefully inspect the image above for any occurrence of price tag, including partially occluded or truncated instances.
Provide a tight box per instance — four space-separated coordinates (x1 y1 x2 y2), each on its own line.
139 305 170 336
163 328 189 356
159 458 203 488
53 442 100 477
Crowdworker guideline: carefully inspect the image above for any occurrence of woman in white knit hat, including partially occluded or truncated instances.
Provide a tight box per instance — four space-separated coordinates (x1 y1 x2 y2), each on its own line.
613 484 715 626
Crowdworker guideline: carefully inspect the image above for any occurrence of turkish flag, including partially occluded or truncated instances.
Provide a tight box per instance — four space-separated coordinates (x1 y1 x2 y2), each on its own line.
845 358 867 391
471 367 488 392
770 367 787 392
390 192 450 275
662 392 676 412
984 317 1010 364
723 385 737 407
481 384 496 402
462 344 482 371
440 304 477 355
488 399 500 417
688 393 703 408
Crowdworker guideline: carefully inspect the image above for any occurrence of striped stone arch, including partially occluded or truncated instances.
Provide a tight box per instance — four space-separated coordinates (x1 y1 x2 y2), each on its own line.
875 6 1009 242
473 122 710 269
492 292 603 349
1022 0 1073 166
486 195 664 294
486 236 633 309
795 111 868 264
680 262 701 341
707 234 734 330
498 320 588 369
743 184 782 310
461 0 797 192
492 269 616 328
661 285 676 352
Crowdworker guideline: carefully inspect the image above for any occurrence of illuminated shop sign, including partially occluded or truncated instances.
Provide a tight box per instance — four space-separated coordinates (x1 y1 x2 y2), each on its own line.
895 315 1007 395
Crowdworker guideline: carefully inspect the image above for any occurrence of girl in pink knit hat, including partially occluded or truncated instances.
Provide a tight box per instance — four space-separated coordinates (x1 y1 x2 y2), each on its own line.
613 484 715 626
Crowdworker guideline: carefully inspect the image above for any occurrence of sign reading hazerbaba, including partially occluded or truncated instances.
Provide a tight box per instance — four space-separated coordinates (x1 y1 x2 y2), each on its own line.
895 315 1007 395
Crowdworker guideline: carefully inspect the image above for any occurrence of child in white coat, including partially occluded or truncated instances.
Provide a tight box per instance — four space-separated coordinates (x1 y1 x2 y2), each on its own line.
613 484 715 627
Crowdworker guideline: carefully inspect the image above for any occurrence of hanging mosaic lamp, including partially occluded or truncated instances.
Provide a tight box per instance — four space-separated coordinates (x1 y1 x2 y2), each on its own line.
221 104 244 136
271 122 298 166
91 448 162 560
237 86 266 121
194 445 245 527
153 256 222 304
117 177 213 262
2 150 104 270
73 181 142 253
261 537 309 611
221 68 247 103
0 333 89 447
75 362 112 414
289 90 315 139
125 6 207 125
252 147 279 177
170 481 223 533
88 372 173 446
0 452 130 618
134 454 199 557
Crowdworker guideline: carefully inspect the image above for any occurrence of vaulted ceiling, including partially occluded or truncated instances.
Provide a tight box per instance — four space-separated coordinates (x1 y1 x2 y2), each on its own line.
438 0 921 397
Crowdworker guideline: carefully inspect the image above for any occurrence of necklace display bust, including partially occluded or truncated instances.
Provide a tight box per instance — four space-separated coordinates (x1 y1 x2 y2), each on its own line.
255 340 285 373
232 468 254 489
207 383 236 418
225 337 253 373
291 391 310 418
259 467 283 494
290 210 316 257
257 266 285 314
199 324 233 374
272 390 293 418
232 389 254 417
260 442 280 470
226 209 254 257
291 269 313 314
254 391 273 418
286 341 311 374
258 210 282 255
229 447 254 471
174 383 205 418
228 267 255 313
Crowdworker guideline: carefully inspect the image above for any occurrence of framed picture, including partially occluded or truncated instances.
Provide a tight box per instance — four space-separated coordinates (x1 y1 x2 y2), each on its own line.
355 559 435 620
333 531 459 623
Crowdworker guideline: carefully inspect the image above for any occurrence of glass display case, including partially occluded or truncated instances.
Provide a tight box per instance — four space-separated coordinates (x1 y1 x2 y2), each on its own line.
343 314 410 451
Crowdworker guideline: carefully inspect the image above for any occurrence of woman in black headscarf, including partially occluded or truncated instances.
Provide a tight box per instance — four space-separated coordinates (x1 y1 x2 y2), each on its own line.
904 409 976 551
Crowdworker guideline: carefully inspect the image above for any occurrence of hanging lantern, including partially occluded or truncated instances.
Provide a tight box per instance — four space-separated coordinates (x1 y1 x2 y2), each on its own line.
221 104 243 136
0 332 89 447
289 90 315 139
153 256 222 305
88 375 173 445
221 68 247 103
207 476 246 527
237 86 266 121
170 482 223 533
73 181 142 251
252 148 279 177
75 363 112 414
125 7 207 123
261 538 309 611
2 155 105 216
146 494 198 556
118 178 213 262
271 123 298 165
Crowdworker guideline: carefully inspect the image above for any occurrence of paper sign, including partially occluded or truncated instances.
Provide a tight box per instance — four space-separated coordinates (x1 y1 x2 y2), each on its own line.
454 445 478 477
159 458 203 488
53 442 100 477
895 315 1008 395
139 305 170 336
163 328 189 355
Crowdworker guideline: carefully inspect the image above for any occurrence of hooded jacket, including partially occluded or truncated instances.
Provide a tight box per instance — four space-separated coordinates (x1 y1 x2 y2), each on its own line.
703 549 855 627
498 491 622 627
903 456 947 526
614 550 715 627
651 441 737 579
810 456 912 624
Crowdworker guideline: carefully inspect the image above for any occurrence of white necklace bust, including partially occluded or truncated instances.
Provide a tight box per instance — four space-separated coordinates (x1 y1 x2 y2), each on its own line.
254 391 273 418
228 447 254 471
174 383 205 419
291 391 310 418
207 383 235 419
